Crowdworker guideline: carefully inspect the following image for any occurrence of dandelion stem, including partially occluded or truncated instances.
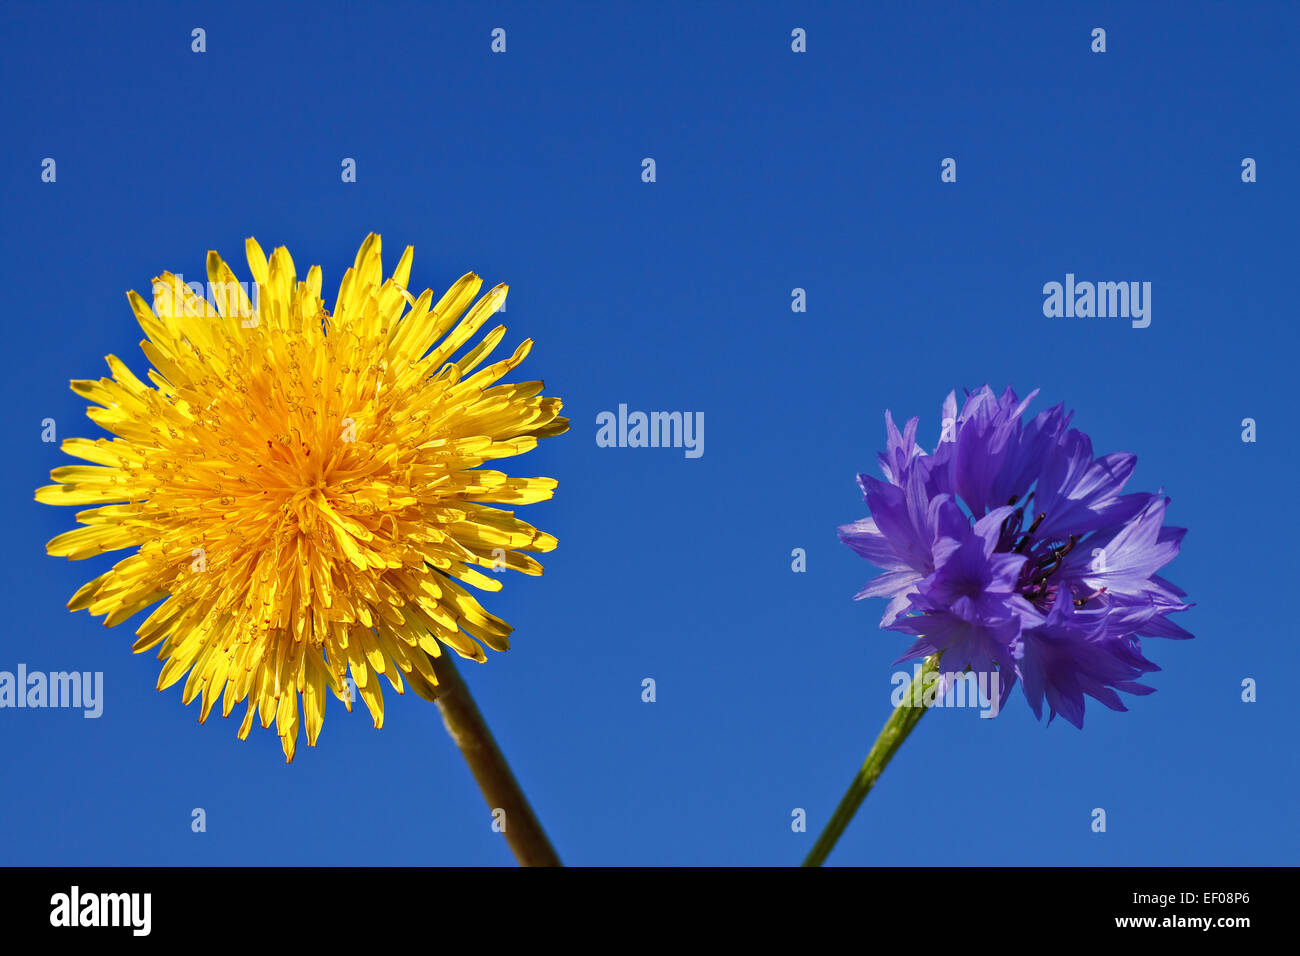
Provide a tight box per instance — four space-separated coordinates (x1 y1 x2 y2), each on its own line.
802 653 940 867
428 650 561 867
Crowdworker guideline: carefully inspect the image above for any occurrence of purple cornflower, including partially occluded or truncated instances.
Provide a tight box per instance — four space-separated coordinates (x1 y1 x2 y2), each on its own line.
840 386 1191 727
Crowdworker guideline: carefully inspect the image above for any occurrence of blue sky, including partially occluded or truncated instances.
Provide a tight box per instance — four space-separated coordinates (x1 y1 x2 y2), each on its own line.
1 0 1296 866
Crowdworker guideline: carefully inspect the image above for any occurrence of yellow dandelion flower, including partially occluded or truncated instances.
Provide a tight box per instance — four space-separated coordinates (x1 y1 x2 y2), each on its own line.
37 234 568 761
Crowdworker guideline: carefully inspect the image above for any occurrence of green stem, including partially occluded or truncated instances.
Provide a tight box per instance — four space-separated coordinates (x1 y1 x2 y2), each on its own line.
802 653 940 867
428 650 562 867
